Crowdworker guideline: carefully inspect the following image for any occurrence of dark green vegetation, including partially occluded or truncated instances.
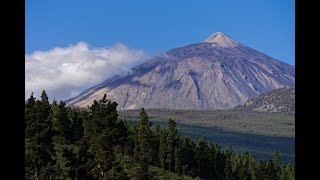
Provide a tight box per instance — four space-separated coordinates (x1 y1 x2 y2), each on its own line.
236 88 295 116
25 91 295 179
119 109 295 137
119 108 295 138
119 108 295 163
139 121 295 164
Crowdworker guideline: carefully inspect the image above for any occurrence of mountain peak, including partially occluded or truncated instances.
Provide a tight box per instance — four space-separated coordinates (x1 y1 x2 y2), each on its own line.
66 32 295 110
203 32 240 48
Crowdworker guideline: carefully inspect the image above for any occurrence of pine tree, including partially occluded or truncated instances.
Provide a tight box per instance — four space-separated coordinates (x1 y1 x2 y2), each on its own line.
176 136 197 177
84 94 119 179
63 148 78 179
174 146 182 174
107 161 130 180
194 137 210 179
25 93 37 179
26 92 36 107
114 119 129 154
248 155 258 180
159 128 168 170
73 136 95 179
207 143 217 179
279 161 295 180
273 149 281 176
218 144 228 179
68 107 85 143
50 99 59 133
266 160 278 179
135 108 152 178
133 123 140 161
126 123 137 157
134 163 150 180
25 90 56 179
25 93 36 138
136 108 152 163
166 118 179 172
151 124 161 166
239 151 251 180
51 100 73 179
256 160 267 180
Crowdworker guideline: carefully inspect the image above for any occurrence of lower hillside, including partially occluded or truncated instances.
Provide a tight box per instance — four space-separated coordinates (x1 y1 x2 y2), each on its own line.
25 91 295 180
119 110 295 163
119 108 295 138
235 88 295 116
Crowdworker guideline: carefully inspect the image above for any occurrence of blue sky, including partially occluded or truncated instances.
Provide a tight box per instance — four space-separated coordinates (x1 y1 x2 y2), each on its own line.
26 0 295 65
26 0 295 100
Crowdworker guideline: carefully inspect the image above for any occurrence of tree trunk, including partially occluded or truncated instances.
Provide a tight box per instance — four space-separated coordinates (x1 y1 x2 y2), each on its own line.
35 171 39 180
99 171 104 180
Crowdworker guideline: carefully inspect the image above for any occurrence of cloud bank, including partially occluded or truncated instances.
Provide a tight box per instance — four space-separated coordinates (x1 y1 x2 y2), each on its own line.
26 42 147 101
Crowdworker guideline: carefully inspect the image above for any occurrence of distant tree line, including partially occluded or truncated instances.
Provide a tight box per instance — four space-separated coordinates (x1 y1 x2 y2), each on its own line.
25 91 295 180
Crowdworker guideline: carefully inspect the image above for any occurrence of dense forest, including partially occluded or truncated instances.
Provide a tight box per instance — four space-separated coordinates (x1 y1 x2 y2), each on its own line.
25 91 295 180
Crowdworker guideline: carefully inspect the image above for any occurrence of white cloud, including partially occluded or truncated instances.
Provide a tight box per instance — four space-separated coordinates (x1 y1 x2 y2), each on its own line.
25 42 147 101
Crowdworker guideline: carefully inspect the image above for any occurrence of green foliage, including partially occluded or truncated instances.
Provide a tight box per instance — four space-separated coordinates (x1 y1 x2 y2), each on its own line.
133 108 153 179
106 161 129 180
125 122 137 157
175 136 197 177
25 90 56 179
84 94 122 179
151 124 161 166
119 108 295 137
25 92 295 179
159 128 168 170
166 118 179 172
119 108 295 163
194 137 210 178
119 154 198 180
279 161 295 180
135 108 152 163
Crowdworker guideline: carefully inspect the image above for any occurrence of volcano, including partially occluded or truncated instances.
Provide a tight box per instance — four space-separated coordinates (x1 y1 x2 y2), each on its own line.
66 32 295 110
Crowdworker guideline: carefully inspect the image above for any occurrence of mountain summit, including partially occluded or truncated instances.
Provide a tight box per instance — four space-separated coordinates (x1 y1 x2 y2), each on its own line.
66 32 295 110
203 32 240 48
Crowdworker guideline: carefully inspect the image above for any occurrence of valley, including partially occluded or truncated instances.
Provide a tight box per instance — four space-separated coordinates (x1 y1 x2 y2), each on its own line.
119 109 295 138
119 109 295 163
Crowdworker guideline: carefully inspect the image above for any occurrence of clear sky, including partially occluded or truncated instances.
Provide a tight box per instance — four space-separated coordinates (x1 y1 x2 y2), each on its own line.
26 0 295 65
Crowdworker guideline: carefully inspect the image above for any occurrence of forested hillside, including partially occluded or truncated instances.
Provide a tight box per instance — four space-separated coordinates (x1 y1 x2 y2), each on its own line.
25 91 295 179
119 108 295 137
236 88 295 115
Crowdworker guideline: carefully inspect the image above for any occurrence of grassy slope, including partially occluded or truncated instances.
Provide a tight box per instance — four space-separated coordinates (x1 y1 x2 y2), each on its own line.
119 109 295 138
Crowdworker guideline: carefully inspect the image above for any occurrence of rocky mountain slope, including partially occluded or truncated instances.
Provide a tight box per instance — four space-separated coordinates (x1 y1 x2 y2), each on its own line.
66 32 295 110
235 88 295 115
